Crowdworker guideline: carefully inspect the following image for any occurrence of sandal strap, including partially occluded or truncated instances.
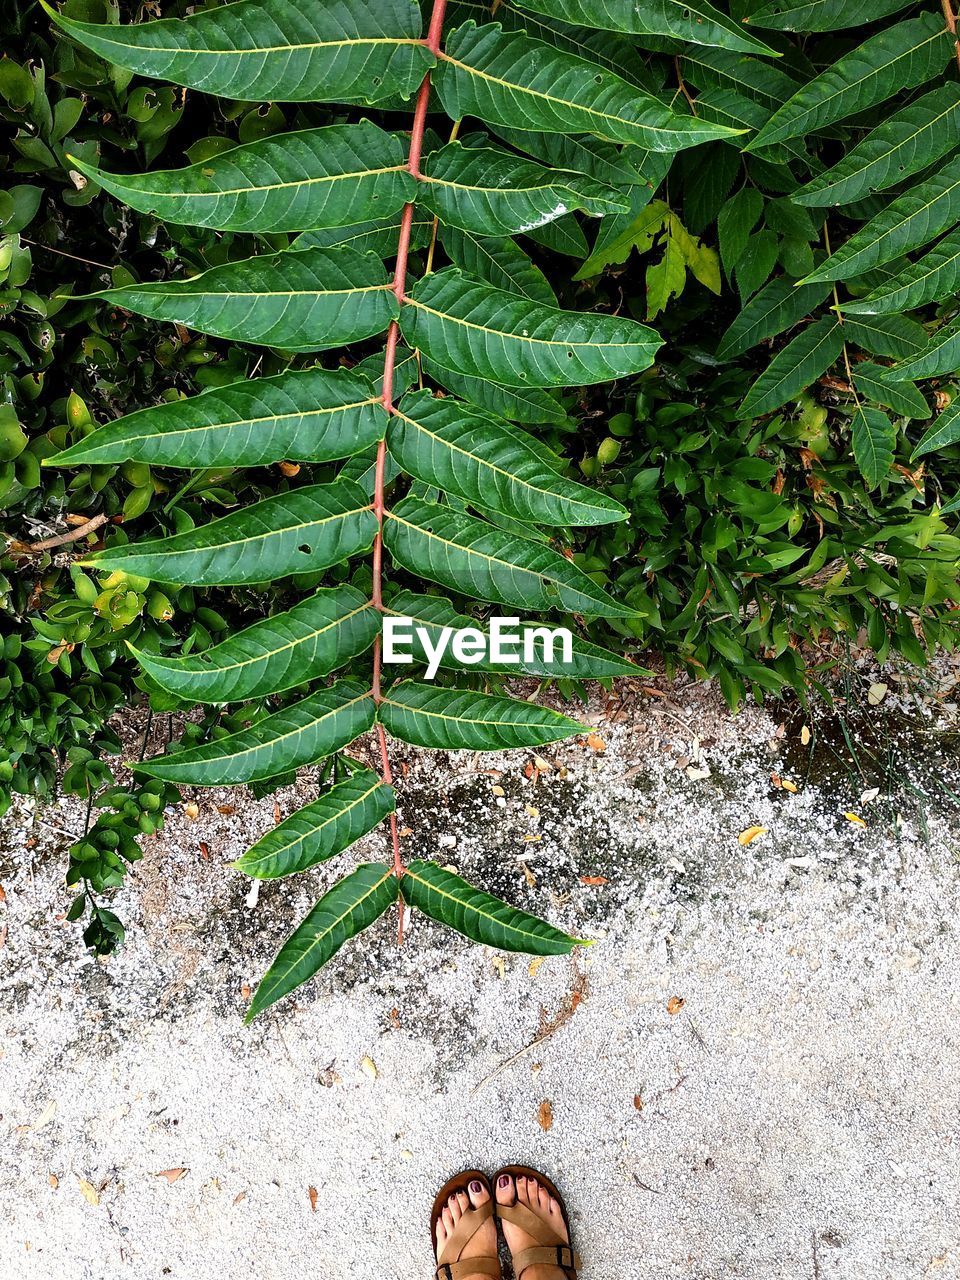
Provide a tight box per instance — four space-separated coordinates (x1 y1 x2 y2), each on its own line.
435 1258 501 1280
494 1200 565 1246
513 1244 581 1277
437 1199 494 1264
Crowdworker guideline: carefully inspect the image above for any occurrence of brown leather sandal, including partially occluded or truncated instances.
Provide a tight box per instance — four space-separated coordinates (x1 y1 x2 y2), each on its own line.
431 1169 502 1280
493 1164 581 1279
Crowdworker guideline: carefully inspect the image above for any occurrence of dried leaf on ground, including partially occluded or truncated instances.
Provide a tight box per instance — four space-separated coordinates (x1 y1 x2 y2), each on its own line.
77 1177 99 1206
537 1100 554 1131
155 1168 187 1184
868 682 888 706
667 995 685 1015
844 812 867 827
308 1186 318 1212
738 825 768 846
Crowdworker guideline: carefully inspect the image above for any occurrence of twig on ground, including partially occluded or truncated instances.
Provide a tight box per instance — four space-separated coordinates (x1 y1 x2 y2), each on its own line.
11 513 109 554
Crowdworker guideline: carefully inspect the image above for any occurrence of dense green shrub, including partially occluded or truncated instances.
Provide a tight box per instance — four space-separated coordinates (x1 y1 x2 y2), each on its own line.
2 0 959 995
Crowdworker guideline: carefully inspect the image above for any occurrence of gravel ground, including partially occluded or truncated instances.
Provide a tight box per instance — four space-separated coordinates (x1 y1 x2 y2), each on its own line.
2 664 959 1279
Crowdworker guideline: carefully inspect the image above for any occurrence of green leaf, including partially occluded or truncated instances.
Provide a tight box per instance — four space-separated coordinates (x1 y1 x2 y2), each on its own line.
293 213 434 258
44 0 434 104
852 364 929 421
130 586 379 702
718 187 763 278
891 315 960 382
575 199 668 279
422 358 568 425
68 122 416 233
400 859 584 954
803 155 960 283
378 682 582 750
680 46 799 111
842 226 960 316
82 247 399 353
737 317 843 418
81 481 377 585
137 680 376 785
794 86 960 208
401 268 661 388
439 226 556 304
234 770 395 878
525 212 590 258
747 0 912 32
390 390 626 526
850 404 895 491
246 863 397 1021
912 401 960 459
419 141 626 237
46 368 386 469
746 16 952 153
716 277 830 360
843 314 925 362
645 235 686 319
514 0 776 55
436 22 741 151
385 497 635 617
490 126 657 190
383 590 642 678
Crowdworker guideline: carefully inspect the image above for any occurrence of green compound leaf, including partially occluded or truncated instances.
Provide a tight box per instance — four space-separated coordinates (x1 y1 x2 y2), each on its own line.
44 0 434 105
390 390 626 526
383 590 642 678
400 859 584 954
794 86 960 208
892 315 960 382
385 497 634 617
850 404 895 491
246 863 397 1022
852 365 929 421
746 16 951 152
46 369 386 469
842 227 960 316
378 682 582 750
418 140 626 238
746 0 912 32
293 213 434 257
514 0 776 56
715 277 830 360
234 770 395 879
439 226 556 304
435 22 741 152
737 317 843 418
803 155 960 283
130 586 379 703
82 247 399 353
401 268 661 388
422 358 568 425
843 314 925 362
137 680 376 786
70 123 416 234
912 401 960 460
81 481 377 586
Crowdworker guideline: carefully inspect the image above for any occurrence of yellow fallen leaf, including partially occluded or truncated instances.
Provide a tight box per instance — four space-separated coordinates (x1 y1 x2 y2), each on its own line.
525 804 539 818
360 1056 378 1080
844 812 867 827
780 779 798 794
868 682 888 706
182 802 200 821
738 825 768 846
532 755 552 771
491 784 505 797
800 725 811 746
77 1178 99 1206
32 1100 57 1131
585 733 606 752
521 833 541 842
528 956 546 978
492 957 506 980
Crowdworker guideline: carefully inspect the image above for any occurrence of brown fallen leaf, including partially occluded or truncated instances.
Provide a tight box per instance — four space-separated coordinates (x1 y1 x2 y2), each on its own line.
48 1174 59 1189
0 883 6 903
633 1094 643 1111
537 1100 554 1132
155 1168 187 1184
738 825 768 846
198 841 210 860
273 800 282 824
585 732 606 752
241 983 251 1002
233 1191 247 1206
77 1177 99 1206
216 804 236 816
308 1186 318 1212
800 724 811 745
667 995 685 1015
579 875 608 886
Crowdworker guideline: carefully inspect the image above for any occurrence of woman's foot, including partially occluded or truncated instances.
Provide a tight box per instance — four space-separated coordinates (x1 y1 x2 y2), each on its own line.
435 1179 498 1280
495 1173 572 1280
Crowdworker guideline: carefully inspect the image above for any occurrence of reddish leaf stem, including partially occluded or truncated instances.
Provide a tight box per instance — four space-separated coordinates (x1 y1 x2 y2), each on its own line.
369 0 448 927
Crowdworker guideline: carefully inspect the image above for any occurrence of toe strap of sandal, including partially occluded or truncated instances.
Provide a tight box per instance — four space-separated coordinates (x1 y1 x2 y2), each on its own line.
436 1260 501 1280
512 1244 581 1277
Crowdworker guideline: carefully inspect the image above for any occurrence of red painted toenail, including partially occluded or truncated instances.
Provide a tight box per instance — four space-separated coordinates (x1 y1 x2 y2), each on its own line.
470 1180 483 1194
499 1175 510 1188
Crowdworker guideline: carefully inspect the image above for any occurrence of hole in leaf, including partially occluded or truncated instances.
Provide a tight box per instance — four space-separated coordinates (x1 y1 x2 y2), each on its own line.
299 544 312 554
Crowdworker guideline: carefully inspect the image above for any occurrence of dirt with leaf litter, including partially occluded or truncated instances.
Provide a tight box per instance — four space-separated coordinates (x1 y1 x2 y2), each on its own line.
2 660 960 1279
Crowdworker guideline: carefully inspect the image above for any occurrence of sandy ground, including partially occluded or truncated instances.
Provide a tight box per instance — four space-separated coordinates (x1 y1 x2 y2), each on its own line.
2 664 960 1280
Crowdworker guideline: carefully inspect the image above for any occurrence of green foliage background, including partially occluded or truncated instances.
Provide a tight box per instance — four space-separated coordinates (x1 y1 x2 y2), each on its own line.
3 0 960 954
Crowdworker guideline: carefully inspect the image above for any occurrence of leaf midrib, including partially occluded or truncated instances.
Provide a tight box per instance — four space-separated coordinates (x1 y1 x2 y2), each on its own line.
240 778 387 872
